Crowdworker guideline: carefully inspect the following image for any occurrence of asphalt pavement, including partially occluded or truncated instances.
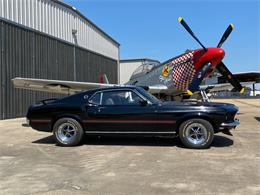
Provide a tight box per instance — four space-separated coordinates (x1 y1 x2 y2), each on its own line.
0 99 259 195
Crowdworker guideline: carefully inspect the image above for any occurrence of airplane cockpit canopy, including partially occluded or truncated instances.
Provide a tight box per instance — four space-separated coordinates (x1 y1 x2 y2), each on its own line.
130 62 161 80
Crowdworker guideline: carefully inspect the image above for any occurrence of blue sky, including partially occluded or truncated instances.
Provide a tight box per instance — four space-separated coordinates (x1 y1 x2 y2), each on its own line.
64 0 260 73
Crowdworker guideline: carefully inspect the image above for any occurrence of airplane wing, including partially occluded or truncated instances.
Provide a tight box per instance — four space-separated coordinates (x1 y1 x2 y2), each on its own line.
12 77 168 95
12 77 118 95
200 82 255 93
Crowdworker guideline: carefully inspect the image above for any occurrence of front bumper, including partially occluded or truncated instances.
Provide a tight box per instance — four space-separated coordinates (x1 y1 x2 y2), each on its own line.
219 119 240 130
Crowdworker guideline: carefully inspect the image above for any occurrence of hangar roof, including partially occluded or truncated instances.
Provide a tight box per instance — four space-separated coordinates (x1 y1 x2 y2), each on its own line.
0 0 119 60
218 71 260 83
53 0 119 46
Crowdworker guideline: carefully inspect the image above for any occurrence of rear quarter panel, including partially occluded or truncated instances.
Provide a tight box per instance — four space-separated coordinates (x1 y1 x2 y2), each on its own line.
27 92 89 132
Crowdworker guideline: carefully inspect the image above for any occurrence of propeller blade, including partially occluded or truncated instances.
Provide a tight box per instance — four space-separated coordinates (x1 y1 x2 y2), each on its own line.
178 17 207 50
217 24 234 48
217 62 244 93
187 62 212 95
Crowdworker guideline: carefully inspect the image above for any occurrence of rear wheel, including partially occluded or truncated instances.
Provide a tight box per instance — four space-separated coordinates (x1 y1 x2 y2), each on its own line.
53 118 84 146
179 118 214 149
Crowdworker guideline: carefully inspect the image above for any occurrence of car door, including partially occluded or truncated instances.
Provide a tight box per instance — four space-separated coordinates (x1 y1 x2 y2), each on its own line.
85 89 158 133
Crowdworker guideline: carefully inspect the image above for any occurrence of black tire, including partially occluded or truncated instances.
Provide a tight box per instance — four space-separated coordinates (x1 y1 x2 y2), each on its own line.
179 118 214 149
53 118 84 146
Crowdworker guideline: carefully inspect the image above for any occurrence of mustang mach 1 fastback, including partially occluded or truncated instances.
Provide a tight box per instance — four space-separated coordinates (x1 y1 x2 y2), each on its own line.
27 86 239 149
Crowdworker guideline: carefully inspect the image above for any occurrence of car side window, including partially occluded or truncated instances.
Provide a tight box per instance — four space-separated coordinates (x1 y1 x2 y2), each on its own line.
101 90 144 106
89 92 102 105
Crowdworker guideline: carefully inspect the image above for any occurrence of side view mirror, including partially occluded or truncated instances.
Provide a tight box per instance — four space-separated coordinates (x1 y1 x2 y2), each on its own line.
139 100 148 106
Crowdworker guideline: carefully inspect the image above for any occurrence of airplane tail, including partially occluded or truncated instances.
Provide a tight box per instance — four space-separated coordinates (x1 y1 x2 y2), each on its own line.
99 74 109 84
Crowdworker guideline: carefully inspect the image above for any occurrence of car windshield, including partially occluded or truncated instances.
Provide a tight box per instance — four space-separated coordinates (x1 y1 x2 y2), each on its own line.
136 87 161 104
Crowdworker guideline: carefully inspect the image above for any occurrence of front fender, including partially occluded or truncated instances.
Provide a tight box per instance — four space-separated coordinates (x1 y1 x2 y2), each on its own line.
175 112 225 133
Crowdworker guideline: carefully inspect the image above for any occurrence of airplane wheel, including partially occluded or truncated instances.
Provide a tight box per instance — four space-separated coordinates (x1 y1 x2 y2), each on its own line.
179 118 214 149
53 118 84 146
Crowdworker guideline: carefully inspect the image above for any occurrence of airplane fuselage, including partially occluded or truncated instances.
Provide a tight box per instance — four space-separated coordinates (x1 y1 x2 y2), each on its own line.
127 48 225 95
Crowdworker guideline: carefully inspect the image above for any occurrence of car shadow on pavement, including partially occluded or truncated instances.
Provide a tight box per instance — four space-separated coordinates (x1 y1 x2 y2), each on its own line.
85 136 182 147
32 135 56 144
211 135 233 147
22 123 30 127
254 117 260 122
32 134 233 148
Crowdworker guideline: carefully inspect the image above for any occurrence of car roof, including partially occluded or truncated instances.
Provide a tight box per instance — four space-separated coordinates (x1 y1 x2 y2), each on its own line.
96 85 140 91
58 86 143 103
87 85 142 94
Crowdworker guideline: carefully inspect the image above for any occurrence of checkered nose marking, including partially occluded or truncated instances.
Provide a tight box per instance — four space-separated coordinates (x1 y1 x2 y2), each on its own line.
171 52 196 91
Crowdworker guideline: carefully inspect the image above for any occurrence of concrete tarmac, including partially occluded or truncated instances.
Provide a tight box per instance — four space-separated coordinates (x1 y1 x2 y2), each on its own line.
0 99 259 195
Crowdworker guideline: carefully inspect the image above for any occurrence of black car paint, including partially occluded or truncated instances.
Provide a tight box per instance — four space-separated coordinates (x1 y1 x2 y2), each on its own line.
27 86 238 135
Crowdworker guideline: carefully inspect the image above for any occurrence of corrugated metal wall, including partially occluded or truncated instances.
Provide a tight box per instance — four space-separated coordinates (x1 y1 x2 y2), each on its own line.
0 0 119 60
76 47 118 83
0 19 118 119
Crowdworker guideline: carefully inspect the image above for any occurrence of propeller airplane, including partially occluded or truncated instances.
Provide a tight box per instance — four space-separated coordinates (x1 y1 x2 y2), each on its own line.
12 17 246 101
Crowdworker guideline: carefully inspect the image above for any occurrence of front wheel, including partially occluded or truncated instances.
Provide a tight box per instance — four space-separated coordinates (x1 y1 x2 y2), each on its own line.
53 118 84 146
179 118 214 149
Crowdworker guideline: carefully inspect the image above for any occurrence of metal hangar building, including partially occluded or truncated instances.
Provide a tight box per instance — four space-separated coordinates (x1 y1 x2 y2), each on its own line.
0 0 120 119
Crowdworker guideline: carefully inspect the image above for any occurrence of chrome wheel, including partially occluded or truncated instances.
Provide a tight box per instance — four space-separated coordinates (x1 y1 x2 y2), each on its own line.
179 119 214 149
185 123 208 145
56 122 77 144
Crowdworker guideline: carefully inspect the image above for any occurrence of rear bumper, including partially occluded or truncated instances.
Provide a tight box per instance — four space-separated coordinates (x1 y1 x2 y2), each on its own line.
29 119 52 132
219 119 240 130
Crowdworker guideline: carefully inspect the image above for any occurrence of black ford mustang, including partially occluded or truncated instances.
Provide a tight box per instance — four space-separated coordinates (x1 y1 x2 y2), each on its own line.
27 86 239 149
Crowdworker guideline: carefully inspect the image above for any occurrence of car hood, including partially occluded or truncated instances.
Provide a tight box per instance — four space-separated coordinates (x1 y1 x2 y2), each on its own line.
200 102 238 113
161 101 238 113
